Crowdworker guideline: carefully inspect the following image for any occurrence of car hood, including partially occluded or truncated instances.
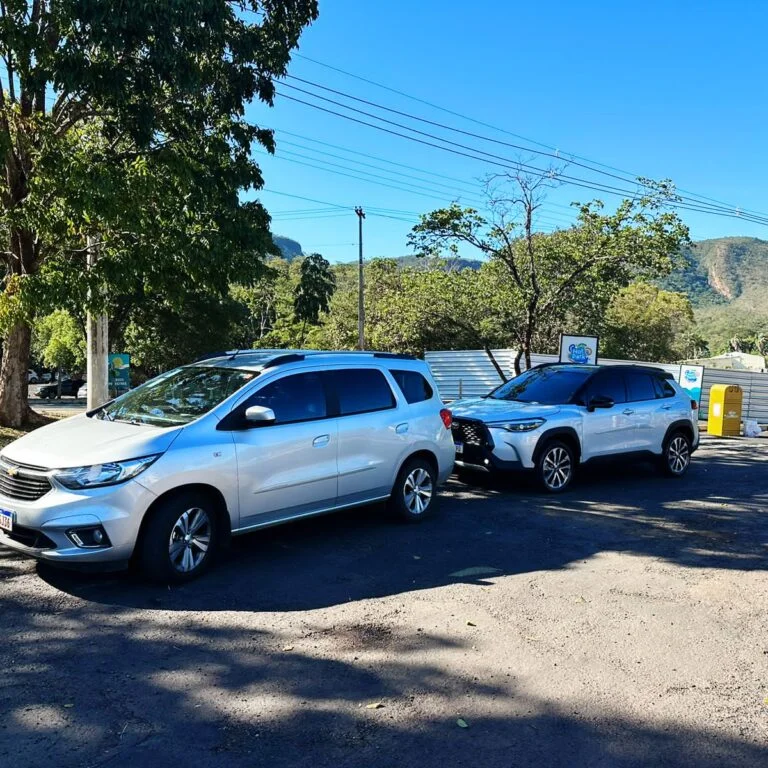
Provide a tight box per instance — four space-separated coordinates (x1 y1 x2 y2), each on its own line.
2 414 183 469
450 397 561 422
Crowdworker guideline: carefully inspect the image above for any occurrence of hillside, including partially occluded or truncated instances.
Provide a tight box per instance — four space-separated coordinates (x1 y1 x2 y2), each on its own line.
661 237 768 308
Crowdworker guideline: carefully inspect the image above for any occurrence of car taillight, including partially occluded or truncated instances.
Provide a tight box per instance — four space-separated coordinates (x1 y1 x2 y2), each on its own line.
691 400 698 410
440 408 453 429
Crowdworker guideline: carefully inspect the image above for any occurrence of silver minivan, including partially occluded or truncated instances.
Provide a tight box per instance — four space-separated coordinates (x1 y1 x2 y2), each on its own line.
0 351 455 581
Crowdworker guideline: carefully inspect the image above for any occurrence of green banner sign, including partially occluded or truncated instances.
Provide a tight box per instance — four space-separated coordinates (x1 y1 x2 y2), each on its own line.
108 353 131 395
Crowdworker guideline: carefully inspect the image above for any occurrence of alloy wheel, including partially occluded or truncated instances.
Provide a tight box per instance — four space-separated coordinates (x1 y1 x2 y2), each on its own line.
542 446 572 490
168 507 212 573
403 467 434 515
667 436 690 474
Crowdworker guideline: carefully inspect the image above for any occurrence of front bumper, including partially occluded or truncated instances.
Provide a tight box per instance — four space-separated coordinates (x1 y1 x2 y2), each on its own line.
0 478 156 565
452 418 538 472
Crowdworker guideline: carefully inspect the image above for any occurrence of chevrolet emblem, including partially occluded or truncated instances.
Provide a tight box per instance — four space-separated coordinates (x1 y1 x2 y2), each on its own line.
6 466 17 477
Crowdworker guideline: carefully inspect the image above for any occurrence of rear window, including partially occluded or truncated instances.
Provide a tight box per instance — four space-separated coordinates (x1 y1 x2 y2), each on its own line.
653 376 677 399
327 369 396 416
391 370 433 404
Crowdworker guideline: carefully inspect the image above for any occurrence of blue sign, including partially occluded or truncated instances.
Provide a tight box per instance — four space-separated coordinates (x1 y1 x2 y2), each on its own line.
678 365 704 413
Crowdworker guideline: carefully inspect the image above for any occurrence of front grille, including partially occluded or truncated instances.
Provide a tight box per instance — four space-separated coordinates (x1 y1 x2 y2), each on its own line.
3 524 56 549
452 418 490 447
0 459 52 501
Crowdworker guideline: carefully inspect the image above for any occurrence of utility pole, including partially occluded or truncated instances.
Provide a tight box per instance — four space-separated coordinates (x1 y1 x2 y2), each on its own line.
355 206 366 350
86 236 109 410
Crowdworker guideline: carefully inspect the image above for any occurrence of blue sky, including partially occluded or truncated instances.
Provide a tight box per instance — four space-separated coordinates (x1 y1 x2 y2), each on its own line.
248 0 768 263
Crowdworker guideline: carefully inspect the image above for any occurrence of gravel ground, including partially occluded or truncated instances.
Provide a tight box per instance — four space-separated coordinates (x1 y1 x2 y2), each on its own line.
2 437 768 768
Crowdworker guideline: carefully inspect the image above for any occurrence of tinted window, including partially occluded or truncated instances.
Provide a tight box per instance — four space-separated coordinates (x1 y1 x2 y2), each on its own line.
626 372 657 402
247 372 327 424
490 366 593 405
589 371 627 404
653 376 676 399
392 370 433 404
328 369 396 415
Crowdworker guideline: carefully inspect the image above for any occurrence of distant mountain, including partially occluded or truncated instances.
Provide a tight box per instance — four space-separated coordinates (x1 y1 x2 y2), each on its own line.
661 237 768 308
273 235 303 261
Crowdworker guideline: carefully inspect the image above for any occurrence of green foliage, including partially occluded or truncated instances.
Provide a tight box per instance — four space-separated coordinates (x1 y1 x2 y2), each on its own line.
32 310 85 373
408 176 690 371
602 283 695 362
0 0 319 425
293 253 336 344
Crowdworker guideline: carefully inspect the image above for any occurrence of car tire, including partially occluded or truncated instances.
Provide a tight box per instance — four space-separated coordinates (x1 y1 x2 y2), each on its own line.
136 491 219 583
389 457 438 523
535 439 575 493
661 431 692 478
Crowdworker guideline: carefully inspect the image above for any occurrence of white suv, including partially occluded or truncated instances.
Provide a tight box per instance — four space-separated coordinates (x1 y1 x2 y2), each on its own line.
451 363 699 492
0 351 455 581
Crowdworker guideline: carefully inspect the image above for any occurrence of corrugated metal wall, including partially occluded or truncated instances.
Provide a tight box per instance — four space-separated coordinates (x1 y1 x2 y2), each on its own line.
425 349 768 423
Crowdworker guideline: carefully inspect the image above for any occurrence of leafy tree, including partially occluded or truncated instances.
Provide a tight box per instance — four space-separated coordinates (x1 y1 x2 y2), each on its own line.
602 283 695 362
293 253 336 345
409 173 690 373
0 0 318 426
32 310 85 395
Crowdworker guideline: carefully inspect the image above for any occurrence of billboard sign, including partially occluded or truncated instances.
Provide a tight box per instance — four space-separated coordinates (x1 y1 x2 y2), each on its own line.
559 334 599 365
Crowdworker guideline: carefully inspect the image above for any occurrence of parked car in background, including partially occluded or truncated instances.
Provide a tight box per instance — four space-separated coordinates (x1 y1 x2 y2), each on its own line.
27 370 39 384
77 383 88 400
451 363 699 492
0 350 455 582
41 372 53 383
35 378 86 400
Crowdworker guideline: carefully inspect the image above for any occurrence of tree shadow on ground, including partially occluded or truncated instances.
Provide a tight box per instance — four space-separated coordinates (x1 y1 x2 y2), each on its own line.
1 597 767 768
30 440 768 613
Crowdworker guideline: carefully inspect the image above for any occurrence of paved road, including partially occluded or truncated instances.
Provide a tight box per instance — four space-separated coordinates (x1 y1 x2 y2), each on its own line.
2 438 768 768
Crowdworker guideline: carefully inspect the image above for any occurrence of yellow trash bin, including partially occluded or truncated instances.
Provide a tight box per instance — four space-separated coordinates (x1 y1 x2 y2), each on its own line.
708 384 743 436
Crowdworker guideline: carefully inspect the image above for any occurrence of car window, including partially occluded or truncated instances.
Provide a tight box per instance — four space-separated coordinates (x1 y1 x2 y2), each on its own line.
246 372 327 424
626 372 657 402
653 375 677 399
391 370 433 404
327 369 396 415
589 371 627 404
489 366 593 405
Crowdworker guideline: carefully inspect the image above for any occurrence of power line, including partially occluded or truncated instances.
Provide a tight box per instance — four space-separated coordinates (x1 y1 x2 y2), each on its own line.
275 89 768 227
292 53 768 219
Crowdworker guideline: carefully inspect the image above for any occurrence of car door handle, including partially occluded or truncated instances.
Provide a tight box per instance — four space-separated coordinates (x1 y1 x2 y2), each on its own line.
395 423 409 434
661 405 672 410
622 409 635 416
313 435 330 447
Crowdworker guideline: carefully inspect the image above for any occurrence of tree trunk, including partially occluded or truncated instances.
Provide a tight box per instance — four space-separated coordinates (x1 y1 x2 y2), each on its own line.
0 322 33 427
484 345 508 383
513 347 523 376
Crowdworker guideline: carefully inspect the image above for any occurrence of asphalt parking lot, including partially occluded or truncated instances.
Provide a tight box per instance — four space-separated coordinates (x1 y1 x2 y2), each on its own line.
2 436 768 768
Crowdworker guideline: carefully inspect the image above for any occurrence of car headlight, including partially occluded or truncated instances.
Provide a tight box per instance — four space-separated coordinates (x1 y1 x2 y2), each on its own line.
53 455 160 489
487 418 546 432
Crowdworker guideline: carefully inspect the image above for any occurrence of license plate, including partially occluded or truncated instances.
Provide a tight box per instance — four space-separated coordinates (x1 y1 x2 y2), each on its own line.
0 508 13 532
454 441 464 455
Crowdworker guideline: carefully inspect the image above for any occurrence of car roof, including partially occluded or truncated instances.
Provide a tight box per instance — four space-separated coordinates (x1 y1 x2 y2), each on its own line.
535 362 672 377
188 349 418 373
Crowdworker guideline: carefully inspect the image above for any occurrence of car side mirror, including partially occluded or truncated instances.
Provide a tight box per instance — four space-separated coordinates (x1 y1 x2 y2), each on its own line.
588 395 615 412
244 405 276 426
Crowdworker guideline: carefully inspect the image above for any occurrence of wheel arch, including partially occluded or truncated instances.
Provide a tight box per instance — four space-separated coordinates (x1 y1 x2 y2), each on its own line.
532 427 581 465
662 420 694 451
394 449 439 485
132 483 232 559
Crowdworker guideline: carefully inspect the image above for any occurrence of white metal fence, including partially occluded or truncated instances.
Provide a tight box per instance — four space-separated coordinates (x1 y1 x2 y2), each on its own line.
425 349 768 424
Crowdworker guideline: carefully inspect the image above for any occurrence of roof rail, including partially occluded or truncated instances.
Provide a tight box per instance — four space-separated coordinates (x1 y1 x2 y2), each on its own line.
372 352 416 360
261 353 306 369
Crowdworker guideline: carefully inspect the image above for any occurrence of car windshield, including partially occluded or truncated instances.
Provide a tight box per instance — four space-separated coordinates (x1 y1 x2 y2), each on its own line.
488 366 593 405
94 366 257 427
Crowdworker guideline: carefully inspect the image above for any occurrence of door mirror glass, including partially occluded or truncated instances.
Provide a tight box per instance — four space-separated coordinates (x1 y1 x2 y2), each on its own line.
588 394 615 411
245 405 276 425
